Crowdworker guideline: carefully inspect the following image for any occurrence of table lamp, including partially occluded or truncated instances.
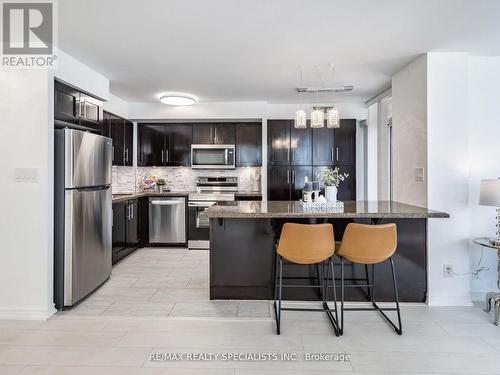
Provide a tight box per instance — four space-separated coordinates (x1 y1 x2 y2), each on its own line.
479 178 500 246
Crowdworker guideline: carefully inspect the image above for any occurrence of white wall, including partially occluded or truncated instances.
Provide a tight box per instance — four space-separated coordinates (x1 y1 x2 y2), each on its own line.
468 57 500 297
0 50 110 319
427 52 471 306
55 50 109 101
104 93 130 118
392 55 428 207
0 70 55 319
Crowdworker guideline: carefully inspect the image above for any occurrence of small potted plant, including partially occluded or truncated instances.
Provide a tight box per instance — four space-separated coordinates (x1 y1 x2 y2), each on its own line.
156 178 167 192
318 167 349 202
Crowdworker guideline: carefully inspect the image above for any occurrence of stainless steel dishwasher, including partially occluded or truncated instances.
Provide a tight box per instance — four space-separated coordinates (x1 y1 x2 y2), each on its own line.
149 197 186 244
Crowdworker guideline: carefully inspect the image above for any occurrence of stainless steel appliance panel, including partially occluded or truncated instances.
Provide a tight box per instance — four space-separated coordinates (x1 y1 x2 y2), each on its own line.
149 197 186 243
64 186 112 305
64 129 112 188
191 144 235 169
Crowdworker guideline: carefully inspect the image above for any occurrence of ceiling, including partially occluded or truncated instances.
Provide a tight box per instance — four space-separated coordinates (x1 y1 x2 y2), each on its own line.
58 0 500 103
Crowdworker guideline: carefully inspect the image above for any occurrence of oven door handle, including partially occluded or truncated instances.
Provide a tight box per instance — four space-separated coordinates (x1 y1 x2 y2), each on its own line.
188 202 216 207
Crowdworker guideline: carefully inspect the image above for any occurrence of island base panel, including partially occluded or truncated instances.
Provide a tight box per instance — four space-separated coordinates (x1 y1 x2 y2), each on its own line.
210 218 427 302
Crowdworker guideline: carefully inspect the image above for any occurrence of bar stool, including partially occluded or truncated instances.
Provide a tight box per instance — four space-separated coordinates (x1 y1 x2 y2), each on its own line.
336 223 402 335
274 223 339 336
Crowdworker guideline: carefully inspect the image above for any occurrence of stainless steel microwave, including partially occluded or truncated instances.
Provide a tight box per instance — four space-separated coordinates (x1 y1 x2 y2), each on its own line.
191 144 235 169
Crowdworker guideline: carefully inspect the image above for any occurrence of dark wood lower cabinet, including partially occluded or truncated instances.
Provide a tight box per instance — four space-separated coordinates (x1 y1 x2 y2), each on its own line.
112 199 141 265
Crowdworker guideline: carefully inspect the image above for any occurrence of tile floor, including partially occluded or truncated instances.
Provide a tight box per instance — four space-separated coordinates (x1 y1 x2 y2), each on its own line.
0 248 500 374
59 248 271 319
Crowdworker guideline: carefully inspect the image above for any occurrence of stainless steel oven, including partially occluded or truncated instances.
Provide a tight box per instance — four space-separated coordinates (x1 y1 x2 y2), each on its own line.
188 176 237 249
191 144 235 169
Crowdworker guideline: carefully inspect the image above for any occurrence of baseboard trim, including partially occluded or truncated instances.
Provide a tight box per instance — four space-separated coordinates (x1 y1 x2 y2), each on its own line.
0 306 57 320
427 295 473 307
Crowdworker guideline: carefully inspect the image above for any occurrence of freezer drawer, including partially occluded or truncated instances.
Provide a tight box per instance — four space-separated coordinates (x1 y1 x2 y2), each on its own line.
149 197 186 244
62 128 112 188
64 186 112 306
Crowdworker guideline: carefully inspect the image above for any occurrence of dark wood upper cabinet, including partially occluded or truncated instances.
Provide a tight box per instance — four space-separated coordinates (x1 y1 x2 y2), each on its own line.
123 120 133 166
192 123 235 144
138 124 165 166
104 111 133 166
236 122 262 167
110 115 125 165
213 123 235 144
334 119 356 165
165 124 192 166
192 123 214 144
312 126 335 165
290 125 312 166
54 81 80 125
138 123 192 167
267 120 291 166
54 80 104 134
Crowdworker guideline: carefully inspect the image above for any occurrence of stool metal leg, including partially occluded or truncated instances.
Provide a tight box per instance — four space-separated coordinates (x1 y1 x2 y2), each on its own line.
340 257 345 335
389 257 403 334
273 253 282 335
364 264 372 300
324 257 340 336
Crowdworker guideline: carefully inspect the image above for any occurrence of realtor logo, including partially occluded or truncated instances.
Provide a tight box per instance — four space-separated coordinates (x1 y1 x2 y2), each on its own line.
1 0 57 68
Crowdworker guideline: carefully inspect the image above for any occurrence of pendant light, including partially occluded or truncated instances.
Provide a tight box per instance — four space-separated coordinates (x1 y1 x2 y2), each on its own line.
327 107 340 128
294 66 307 128
310 107 325 128
294 109 307 128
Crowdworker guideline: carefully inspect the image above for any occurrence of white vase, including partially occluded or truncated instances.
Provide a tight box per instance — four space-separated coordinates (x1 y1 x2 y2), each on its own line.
325 185 338 202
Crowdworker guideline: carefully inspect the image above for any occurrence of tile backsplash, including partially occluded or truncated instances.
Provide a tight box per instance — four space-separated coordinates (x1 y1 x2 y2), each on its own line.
112 166 261 193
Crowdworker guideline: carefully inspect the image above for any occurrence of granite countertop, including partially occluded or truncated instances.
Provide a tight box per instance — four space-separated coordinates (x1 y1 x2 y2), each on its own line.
112 190 262 203
202 200 450 219
112 191 193 203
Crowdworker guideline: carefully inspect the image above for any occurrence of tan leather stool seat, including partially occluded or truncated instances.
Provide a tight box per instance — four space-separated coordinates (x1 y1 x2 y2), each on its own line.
277 223 335 265
337 223 397 264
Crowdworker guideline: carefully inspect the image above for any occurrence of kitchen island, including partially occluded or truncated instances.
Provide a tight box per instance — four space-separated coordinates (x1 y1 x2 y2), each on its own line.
203 201 449 302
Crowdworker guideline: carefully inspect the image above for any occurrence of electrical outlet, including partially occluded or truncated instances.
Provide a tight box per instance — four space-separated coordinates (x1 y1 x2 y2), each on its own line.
14 168 38 182
443 264 454 278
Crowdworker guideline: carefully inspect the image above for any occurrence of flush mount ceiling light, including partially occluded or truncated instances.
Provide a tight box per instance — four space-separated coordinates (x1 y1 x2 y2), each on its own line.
159 94 197 106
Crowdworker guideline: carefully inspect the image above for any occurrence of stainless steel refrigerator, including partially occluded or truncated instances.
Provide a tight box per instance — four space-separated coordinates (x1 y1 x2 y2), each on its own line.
54 128 113 309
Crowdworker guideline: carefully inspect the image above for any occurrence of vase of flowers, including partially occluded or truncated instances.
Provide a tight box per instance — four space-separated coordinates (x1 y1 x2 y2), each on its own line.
318 167 349 202
156 178 167 192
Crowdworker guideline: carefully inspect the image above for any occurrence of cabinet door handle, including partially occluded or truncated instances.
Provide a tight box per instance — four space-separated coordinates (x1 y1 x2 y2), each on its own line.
287 169 290 184
166 149 169 163
331 147 334 162
161 150 164 163
287 147 290 161
126 204 130 220
292 170 295 183
214 128 218 143
336 147 339 162
130 203 134 220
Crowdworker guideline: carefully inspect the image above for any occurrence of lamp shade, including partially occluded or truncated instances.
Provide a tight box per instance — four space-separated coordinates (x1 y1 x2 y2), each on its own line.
479 179 500 206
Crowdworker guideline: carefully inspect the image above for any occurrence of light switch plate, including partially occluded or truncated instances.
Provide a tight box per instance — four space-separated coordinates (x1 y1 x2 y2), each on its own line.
14 168 38 182
415 167 425 182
